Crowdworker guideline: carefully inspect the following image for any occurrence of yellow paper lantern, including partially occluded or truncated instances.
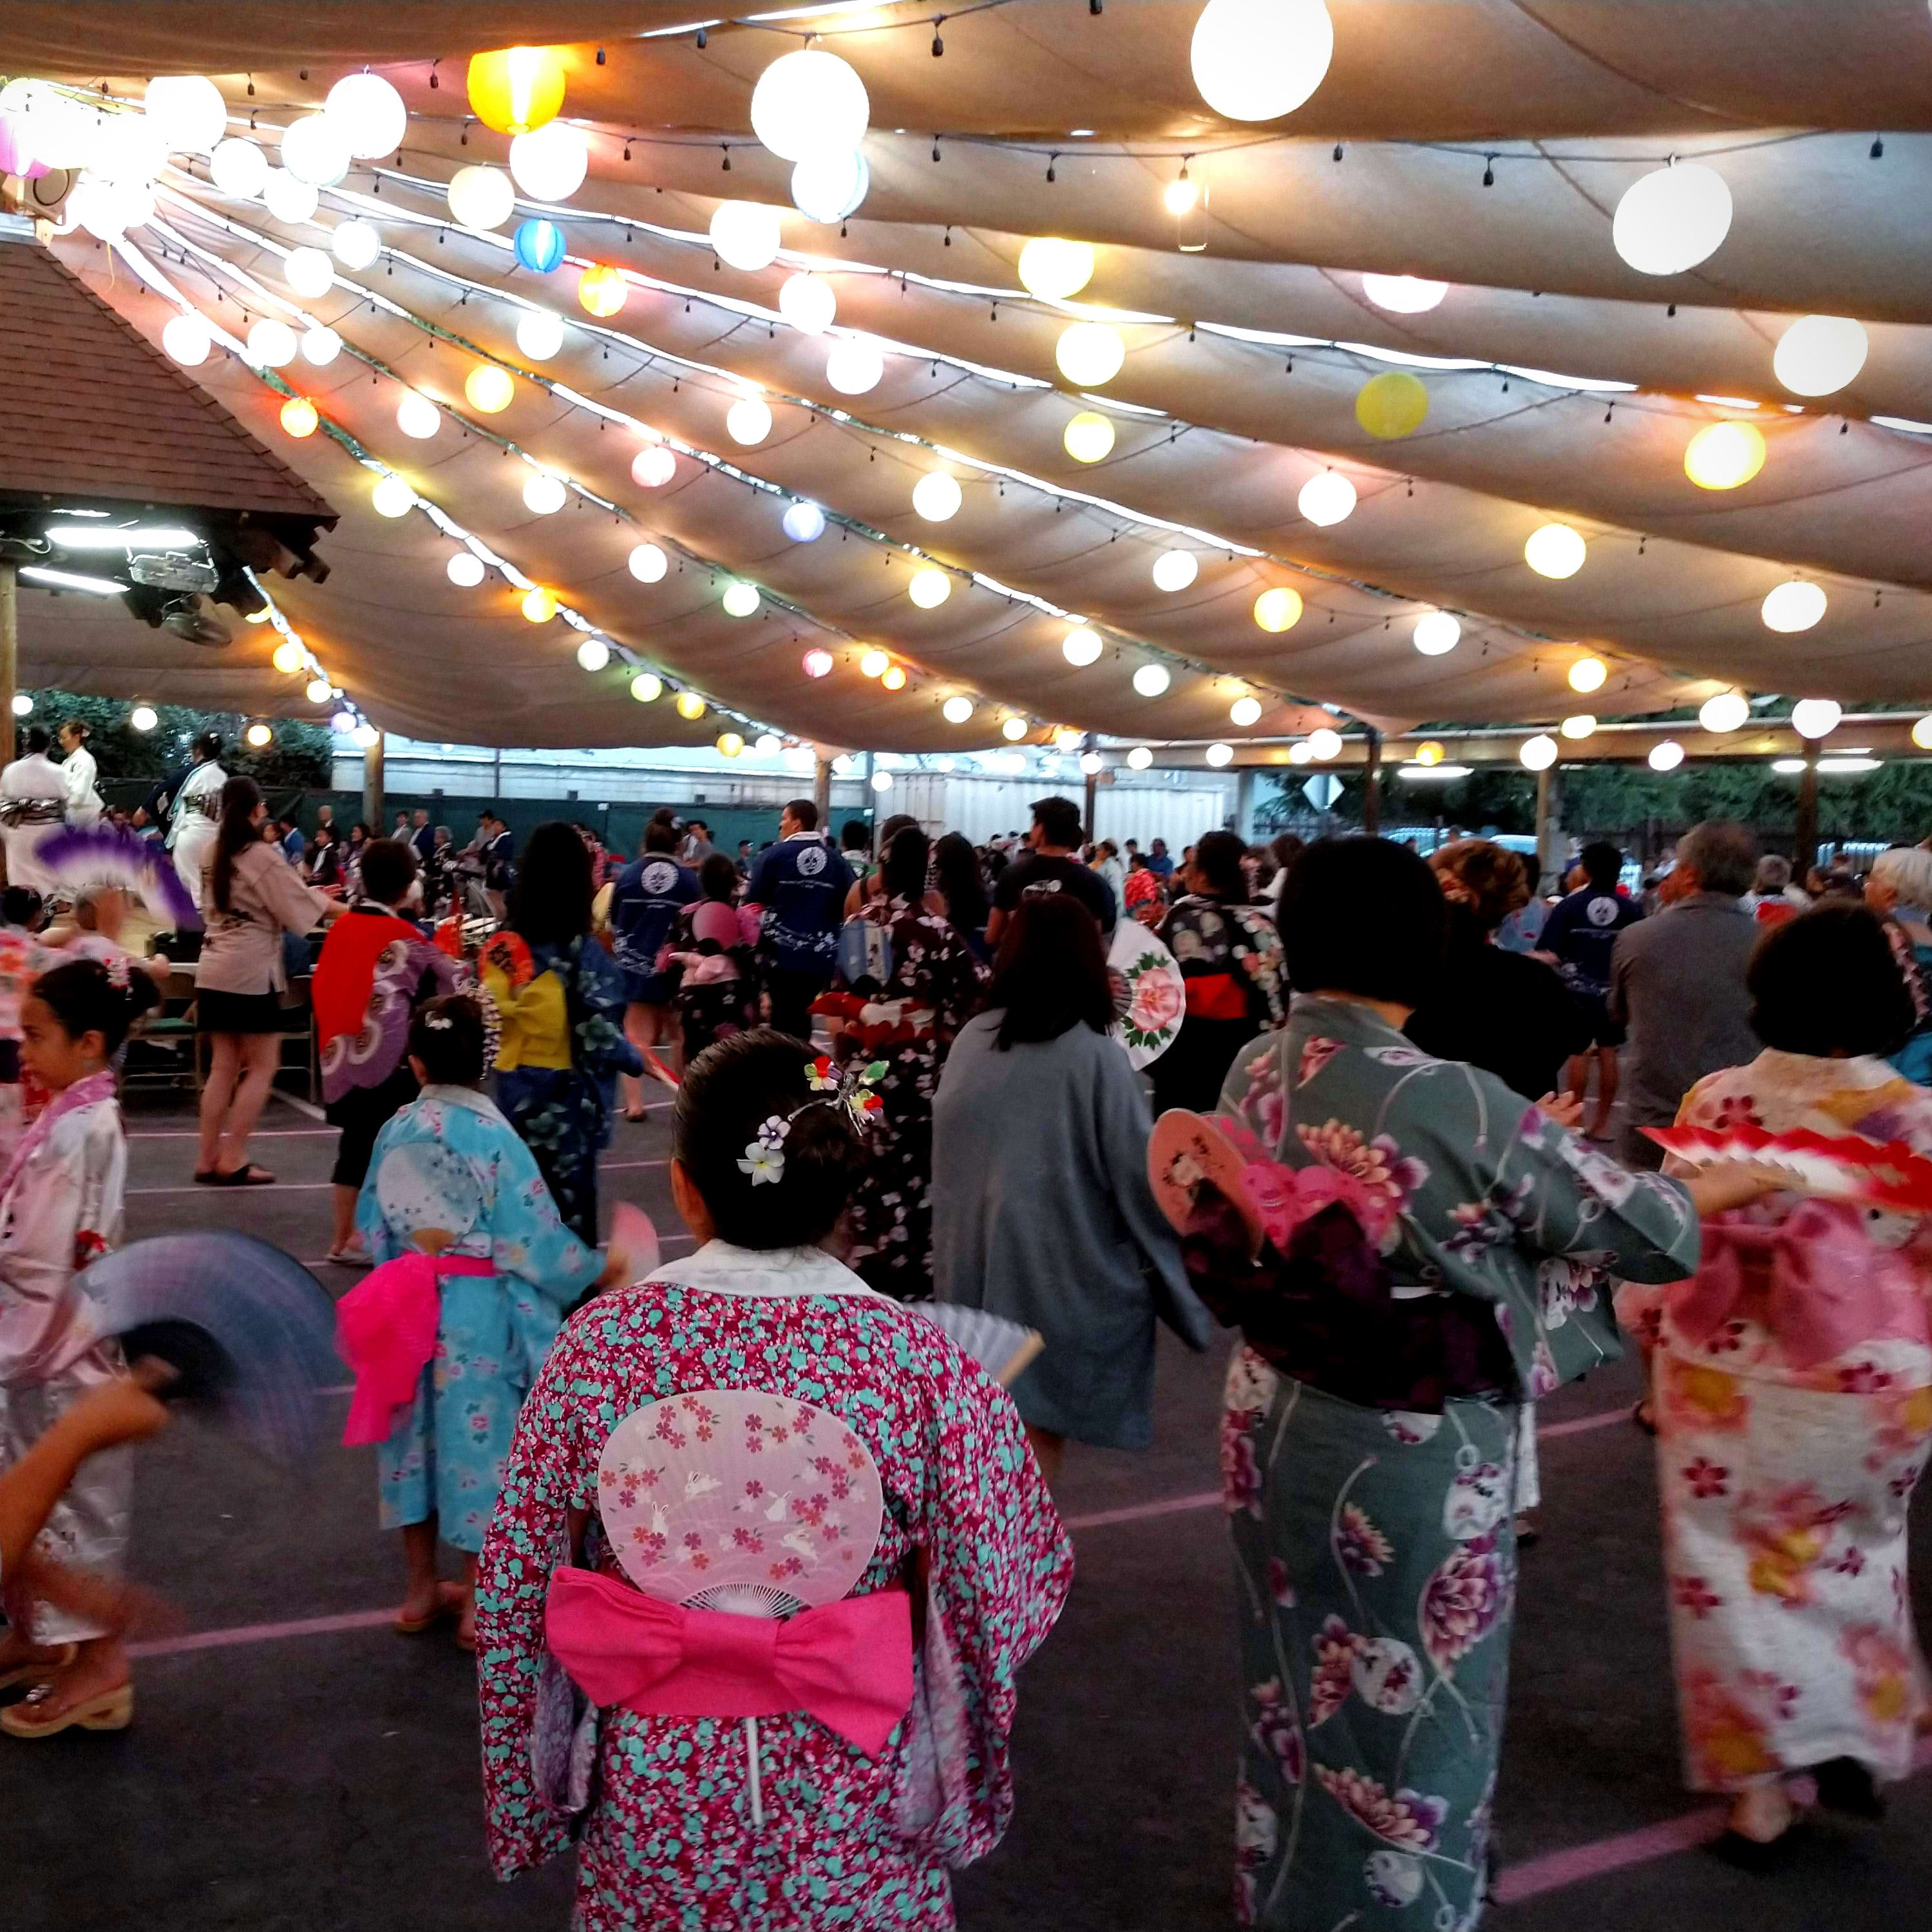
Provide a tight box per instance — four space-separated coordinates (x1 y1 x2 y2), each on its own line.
716 731 744 757
880 665 908 692
1253 587 1303 633
467 46 567 137
1567 656 1607 694
1354 370 1429 440
1913 715 1932 752
271 638 305 674
859 649 889 679
1414 740 1445 766
1063 412 1115 463
675 690 706 721
244 721 274 749
279 395 318 439
521 587 557 623
1683 420 1765 491
577 265 627 317
466 365 515 414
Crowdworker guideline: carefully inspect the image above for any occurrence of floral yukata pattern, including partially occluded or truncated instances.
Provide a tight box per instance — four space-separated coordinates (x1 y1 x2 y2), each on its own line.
1216 995 1700 1930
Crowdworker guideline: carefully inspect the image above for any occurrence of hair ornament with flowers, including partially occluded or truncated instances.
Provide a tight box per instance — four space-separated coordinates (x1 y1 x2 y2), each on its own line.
102 952 131 993
800 1055 886 1132
739 1113 790 1186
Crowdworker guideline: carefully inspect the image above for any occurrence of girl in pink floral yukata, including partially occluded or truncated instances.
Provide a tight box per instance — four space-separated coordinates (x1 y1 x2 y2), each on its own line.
475 1027 1072 1930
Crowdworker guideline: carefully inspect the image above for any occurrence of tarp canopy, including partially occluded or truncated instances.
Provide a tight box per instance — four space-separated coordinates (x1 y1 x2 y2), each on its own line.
3 1 1930 751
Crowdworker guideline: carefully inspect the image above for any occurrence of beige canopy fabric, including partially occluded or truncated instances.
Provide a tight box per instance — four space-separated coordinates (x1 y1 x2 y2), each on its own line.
4 2 1931 750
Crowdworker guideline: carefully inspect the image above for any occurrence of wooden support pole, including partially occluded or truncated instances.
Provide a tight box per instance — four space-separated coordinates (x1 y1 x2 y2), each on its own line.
1361 726 1381 835
1795 755 1820 875
362 728 385 832
812 753 831 822
0 561 15 768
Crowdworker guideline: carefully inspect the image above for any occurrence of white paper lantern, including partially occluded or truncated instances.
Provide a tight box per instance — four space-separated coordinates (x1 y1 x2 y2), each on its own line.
630 446 677 489
779 272 837 335
1611 161 1732 276
1556 715 1596 743
67 180 128 242
1121 745 1151 770
722 580 761 618
1018 238 1095 303
1205 743 1234 767
523 471 567 515
516 308 565 361
1063 412 1116 463
1791 697 1843 740
1524 522 1586 579
509 122 589 202
396 392 441 439
352 721 380 750
1307 726 1343 761
825 337 884 395
1001 718 1029 743
1412 612 1461 656
162 312 211 365
750 49 869 162
913 472 962 522
909 567 951 609
371 474 414 517
630 672 663 704
130 705 158 732
755 735 782 757
284 246 334 298
1648 739 1686 772
1132 663 1171 697
1567 656 1608 694
1699 690 1749 734
280 113 350 187
145 76 228 155
1230 696 1263 727
1062 626 1103 667
324 72 407 160
782 501 826 543
447 552 486 587
576 638 611 673
943 696 975 724
261 167 319 225
304 676 332 705
726 395 773 446
1152 549 1198 592
790 149 868 224
1361 272 1448 314
245 317 297 368
1297 470 1356 527
84 112 166 186
1190 0 1334 121
209 135 268 198
331 218 381 270
1762 580 1826 632
629 544 668 583
1519 734 1558 772
448 163 513 231
1772 314 1869 398
1055 321 1125 388
710 200 782 272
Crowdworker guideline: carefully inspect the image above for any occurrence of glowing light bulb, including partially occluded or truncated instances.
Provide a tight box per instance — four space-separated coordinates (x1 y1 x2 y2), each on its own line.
676 691 707 721
523 471 567 515
577 265 627 317
1525 523 1587 578
1191 0 1334 122
1062 627 1103 667
1612 161 1732 276
1307 727 1342 761
1132 663 1171 697
1153 550 1198 592
880 665 907 692
447 553 486 587
1297 471 1356 527
1253 587 1303 633
913 471 962 521
721 580 760 617
631 446 676 489
271 639 304 673
1683 420 1765 490
1018 237 1095 302
1230 696 1262 726
1567 656 1607 694
859 650 890 679
717 730 745 757
1002 717 1029 741
630 672 663 703
304 676 331 703
1560 714 1596 740
778 272 836 335
395 392 441 439
1791 698 1842 740
1519 734 1558 772
943 696 974 724
466 365 515 414
245 721 274 749
726 395 773 446
1127 746 1154 770
522 587 557 623
516 309 565 360
278 395 318 438
1412 612 1460 656
1773 314 1868 398
1762 581 1826 633
576 638 610 672
371 474 414 517
627 544 668 583
1699 690 1749 734
130 705 157 732
908 568 951 609
710 200 782 272
1054 321 1124 387
1361 272 1447 314
1648 739 1685 772
1063 412 1115 463
162 314 212 366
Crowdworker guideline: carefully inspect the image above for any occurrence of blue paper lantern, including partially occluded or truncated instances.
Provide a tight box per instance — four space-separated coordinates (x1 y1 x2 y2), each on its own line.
513 218 566 275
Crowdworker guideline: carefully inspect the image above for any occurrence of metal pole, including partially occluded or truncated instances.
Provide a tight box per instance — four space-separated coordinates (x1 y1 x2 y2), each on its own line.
811 753 831 822
0 562 15 769
362 728 385 832
1361 726 1381 836
1535 766 1564 884
1795 754 1819 875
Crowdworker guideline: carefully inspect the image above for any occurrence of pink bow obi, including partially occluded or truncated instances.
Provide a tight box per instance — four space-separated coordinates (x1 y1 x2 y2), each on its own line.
1666 1200 1932 1375
545 1566 914 1757
336 1252 496 1446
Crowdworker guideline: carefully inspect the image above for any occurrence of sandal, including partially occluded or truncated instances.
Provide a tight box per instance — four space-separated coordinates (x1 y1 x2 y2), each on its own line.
1 1680 133 1738
1631 1399 1657 1436
0 1642 76 1694
212 1164 276 1187
324 1244 370 1267
394 1582 465 1636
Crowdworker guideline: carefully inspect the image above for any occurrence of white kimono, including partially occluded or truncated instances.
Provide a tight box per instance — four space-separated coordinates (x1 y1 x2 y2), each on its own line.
61 744 102 826
0 752 70 898
167 758 225 911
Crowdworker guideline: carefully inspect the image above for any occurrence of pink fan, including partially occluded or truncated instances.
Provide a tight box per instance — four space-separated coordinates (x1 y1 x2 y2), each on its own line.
596 1389 886 1821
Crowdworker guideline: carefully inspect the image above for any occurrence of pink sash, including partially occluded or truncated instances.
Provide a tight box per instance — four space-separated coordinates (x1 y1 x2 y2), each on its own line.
336 1252 495 1445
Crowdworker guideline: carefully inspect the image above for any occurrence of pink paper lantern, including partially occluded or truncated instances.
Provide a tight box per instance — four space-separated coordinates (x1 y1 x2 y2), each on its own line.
0 114 48 180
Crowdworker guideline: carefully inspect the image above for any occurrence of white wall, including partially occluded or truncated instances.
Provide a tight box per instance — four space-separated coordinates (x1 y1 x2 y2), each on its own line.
882 772 1230 848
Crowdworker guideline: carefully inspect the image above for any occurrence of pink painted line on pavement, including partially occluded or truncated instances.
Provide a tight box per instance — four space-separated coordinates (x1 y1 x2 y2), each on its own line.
1490 1808 1730 1903
1539 1407 1633 1442
129 1606 395 1660
1065 1490 1222 1532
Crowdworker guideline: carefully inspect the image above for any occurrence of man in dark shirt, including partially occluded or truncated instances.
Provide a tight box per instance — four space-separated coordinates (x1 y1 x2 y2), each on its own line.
1536 840 1643 1139
410 808 435 866
747 798 855 1039
1145 838 1175 880
985 795 1117 949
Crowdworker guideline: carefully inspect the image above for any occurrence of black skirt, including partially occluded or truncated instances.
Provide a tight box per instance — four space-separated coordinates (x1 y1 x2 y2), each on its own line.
196 988 287 1035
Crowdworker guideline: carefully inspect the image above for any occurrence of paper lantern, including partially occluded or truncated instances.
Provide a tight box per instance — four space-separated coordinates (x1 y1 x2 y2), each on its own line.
716 731 745 758
1018 238 1095 302
779 271 836 335
790 149 868 223
1002 717 1029 741
943 696 974 724
1063 626 1103 667
1683 420 1765 490
726 395 773 446
71 177 152 241
270 638 304 672
513 218 566 274
1133 663 1171 697
1190 0 1334 121
630 446 676 489
676 691 707 721
1612 162 1732 275
323 72 406 160
630 672 663 703
9 694 30 717
1055 321 1124 387
162 313 211 365
304 676 332 703
1519 734 1558 772
881 665 908 692
1052 726 1084 753
447 553 486 587
576 638 610 672
1307 727 1343 761
1762 580 1826 632
281 113 349 187
1298 470 1356 527
279 395 318 438
523 472 567 515
1560 714 1596 740
395 392 441 439
146 76 228 154
466 365 515 413
1253 587 1303 633
1355 370 1428 439
859 649 889 679
301 325 342 366
284 246 334 298
1648 739 1686 772
509 122 588 202
1568 656 1607 693
909 567 951 609
351 721 380 750
710 200 782 272
826 338 884 395
209 136 268 198
577 264 627 316
722 580 760 618
1773 315 1868 398
628 543 668 583
1077 751 1103 776
261 168 319 224
871 770 896 793
750 48 869 163
1063 412 1115 462
521 587 557 623
245 317 297 367
755 735 781 757
913 472 962 521
1153 549 1198 592
448 164 514 231
130 705 158 732
1126 746 1153 770
1791 698 1842 740
1525 522 1586 579
79 117 166 190
1413 741 1445 766
1361 272 1447 314
244 721 274 749
468 46 567 137
782 501 826 543
1699 690 1749 734
1230 696 1263 726
331 218 381 270
1412 612 1460 656
371 474 414 517
1203 743 1233 768
801 649 833 679
1913 716 1932 751
329 709 356 734
516 308 565 359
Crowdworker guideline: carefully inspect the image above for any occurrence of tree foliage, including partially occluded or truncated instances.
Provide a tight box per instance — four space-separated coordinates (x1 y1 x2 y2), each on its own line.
21 689 334 793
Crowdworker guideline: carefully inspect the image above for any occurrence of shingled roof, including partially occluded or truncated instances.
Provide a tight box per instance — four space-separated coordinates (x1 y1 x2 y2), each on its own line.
0 223 333 522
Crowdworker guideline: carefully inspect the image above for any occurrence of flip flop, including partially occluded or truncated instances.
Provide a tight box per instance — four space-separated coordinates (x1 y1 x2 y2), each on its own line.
1 1681 133 1737
212 1164 276 1187
393 1582 465 1636
0 1642 76 1693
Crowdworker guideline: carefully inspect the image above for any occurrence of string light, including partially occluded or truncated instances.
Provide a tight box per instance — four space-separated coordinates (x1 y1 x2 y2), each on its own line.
1567 656 1607 693
522 587 557 622
1253 587 1303 633
1062 626 1103 666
